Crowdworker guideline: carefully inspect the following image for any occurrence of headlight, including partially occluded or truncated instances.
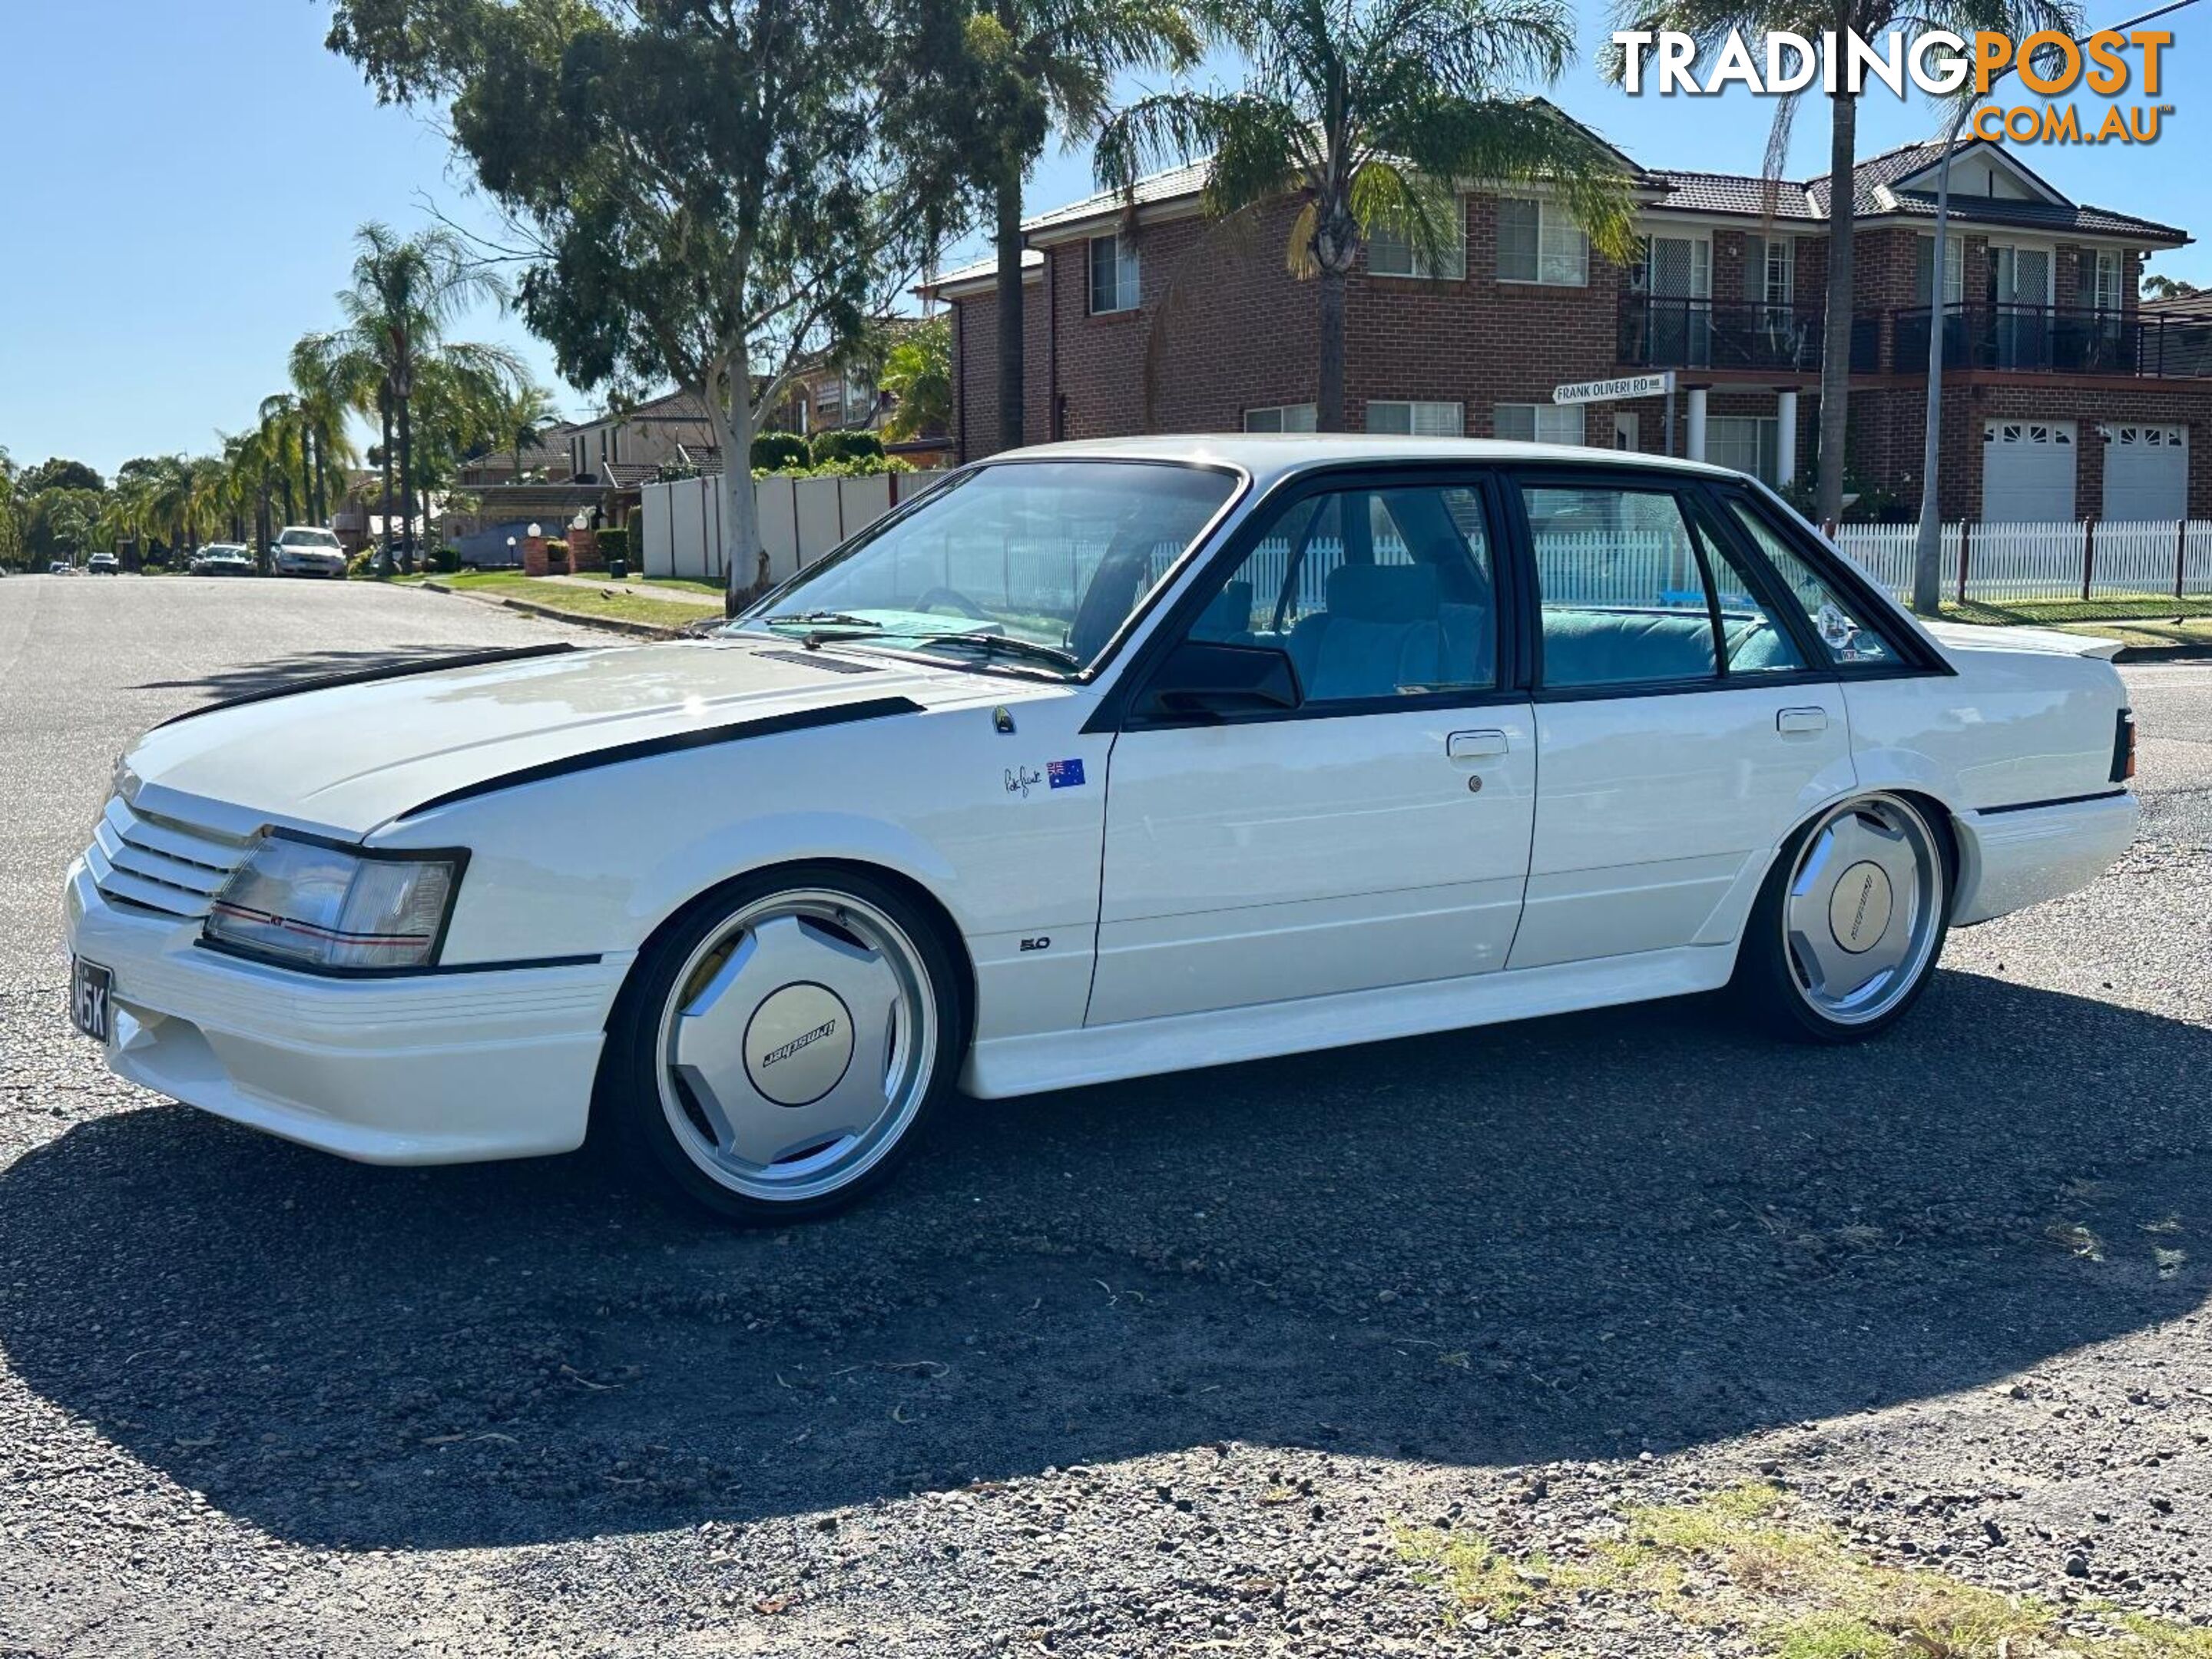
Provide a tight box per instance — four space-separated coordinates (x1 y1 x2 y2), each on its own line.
204 830 465 972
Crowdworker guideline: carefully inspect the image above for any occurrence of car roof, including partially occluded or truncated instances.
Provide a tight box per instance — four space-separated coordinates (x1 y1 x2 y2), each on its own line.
978 435 1743 491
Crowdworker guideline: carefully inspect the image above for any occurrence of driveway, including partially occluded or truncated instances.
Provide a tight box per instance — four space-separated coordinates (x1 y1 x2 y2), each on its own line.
3 575 2210 1654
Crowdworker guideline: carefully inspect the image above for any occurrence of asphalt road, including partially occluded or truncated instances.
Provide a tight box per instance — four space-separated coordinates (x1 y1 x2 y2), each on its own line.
3 573 2211 1656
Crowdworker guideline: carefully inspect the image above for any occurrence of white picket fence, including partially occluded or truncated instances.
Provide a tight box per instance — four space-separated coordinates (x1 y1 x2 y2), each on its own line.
640 472 943 585
1833 519 2212 604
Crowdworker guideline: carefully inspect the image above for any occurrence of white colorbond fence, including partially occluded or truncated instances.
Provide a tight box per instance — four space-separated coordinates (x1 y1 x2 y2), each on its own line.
1833 519 2212 605
640 472 942 585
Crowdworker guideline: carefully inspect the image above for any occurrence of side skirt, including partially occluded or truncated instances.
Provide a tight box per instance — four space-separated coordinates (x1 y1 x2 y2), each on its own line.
961 942 1740 1100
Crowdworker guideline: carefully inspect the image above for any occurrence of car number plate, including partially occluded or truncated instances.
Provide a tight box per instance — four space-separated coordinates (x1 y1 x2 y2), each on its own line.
71 958 112 1042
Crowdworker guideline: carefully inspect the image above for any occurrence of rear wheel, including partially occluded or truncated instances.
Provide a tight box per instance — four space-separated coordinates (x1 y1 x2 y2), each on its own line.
598 868 965 1222
1734 793 1949 1041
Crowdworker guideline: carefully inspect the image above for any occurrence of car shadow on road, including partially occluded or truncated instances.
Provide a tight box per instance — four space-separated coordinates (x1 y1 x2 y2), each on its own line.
131 646 489 705
2 968 2206 1551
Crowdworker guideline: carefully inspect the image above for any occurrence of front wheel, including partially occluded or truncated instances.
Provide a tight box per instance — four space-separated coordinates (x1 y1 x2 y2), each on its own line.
597 868 966 1223
1732 793 1950 1042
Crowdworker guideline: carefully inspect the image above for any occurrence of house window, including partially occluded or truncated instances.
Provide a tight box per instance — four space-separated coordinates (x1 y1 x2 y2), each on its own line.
1705 415 1780 484
1496 198 1588 286
2093 249 2122 313
1367 399 1464 437
1913 233 1965 305
1746 234 1794 310
1492 403 1585 445
1368 202 1467 280
1089 233 1140 314
1244 404 1319 433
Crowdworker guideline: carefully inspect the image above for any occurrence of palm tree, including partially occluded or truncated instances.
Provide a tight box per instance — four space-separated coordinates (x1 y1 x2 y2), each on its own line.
257 396 311 528
1097 0 1640 432
289 333 359 525
880 315 953 441
335 222 509 570
492 379 561 482
969 0 1204 449
0 450 20 570
1608 0 2078 523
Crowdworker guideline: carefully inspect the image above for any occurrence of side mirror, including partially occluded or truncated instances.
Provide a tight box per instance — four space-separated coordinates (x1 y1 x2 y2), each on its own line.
1141 640 1302 720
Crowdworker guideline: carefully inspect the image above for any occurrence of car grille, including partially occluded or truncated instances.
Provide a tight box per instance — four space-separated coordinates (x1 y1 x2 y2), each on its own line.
87 796 253 921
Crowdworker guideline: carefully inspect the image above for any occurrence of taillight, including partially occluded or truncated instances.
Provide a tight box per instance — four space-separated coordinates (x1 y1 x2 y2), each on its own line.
2112 709 2137 783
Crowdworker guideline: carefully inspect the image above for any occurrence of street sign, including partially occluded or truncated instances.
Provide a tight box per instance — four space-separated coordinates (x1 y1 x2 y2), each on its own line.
1553 372 1674 405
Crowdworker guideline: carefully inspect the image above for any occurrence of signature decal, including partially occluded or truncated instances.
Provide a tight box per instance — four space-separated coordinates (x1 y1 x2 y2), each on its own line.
1005 765 1042 799
761 1018 838 1069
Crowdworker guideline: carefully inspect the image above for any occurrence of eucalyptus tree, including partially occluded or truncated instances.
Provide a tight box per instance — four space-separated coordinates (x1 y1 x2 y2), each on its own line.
333 222 510 569
962 0 1203 449
1097 0 1639 432
328 0 973 611
1608 0 2079 523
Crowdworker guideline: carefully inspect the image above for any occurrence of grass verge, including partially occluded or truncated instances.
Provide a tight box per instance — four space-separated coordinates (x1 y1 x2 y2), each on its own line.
420 571 718 632
1398 1482 2212 1657
1939 594 2212 651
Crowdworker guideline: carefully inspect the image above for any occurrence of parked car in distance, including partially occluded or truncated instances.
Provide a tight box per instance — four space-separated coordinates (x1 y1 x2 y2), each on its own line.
86 551 121 575
189 544 257 577
48 561 75 575
65 439 2139 1224
270 527 348 578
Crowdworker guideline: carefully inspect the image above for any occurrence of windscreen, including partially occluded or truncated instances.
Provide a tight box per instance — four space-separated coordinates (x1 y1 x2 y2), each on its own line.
735 461 1238 673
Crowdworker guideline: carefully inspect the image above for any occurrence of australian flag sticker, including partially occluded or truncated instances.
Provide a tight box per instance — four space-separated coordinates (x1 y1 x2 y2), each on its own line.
1046 757 1087 790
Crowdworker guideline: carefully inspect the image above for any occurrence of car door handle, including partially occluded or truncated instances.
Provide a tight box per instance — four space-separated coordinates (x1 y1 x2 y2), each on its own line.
1777 707 1829 736
1446 729 1511 761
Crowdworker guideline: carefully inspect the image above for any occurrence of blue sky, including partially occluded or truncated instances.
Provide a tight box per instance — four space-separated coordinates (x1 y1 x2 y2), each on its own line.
2 0 2203 478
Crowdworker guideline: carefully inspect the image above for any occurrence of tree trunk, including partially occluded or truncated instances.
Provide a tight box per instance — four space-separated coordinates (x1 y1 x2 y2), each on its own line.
1816 81 1859 525
379 392 395 575
397 394 416 574
1316 267 1348 432
707 369 766 618
995 152 1026 454
310 429 326 525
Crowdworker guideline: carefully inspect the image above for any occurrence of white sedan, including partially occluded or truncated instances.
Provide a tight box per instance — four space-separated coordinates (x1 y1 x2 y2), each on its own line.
64 439 2137 1221
270 526 349 578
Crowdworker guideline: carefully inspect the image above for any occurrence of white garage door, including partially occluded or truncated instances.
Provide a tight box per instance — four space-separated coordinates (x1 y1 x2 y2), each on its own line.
1982 420 2077 522
2102 424 2188 522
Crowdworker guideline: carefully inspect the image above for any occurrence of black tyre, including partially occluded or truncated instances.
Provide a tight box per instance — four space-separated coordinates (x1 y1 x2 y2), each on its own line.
1732 793 1951 1043
595 866 967 1223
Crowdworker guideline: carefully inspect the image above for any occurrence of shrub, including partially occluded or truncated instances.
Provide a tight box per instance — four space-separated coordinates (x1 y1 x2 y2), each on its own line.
810 429 885 466
750 454 915 481
750 430 810 472
346 550 379 578
598 527 630 562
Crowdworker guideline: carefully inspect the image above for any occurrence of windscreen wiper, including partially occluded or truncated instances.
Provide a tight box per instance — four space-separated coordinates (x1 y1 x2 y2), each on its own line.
906 632 1081 672
762 610 879 628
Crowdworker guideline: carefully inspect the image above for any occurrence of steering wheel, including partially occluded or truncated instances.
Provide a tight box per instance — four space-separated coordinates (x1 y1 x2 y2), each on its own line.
912 585 990 620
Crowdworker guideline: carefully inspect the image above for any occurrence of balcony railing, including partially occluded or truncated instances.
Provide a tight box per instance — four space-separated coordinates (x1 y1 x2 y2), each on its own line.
1892 304 2212 379
1617 297 1830 373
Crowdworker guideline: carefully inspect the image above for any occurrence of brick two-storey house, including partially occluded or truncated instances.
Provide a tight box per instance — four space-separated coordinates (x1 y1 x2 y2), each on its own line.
927 131 2208 522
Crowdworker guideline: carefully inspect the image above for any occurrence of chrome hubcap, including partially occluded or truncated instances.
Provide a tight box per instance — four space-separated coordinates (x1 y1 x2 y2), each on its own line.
657 889 935 1201
1784 795 1943 1025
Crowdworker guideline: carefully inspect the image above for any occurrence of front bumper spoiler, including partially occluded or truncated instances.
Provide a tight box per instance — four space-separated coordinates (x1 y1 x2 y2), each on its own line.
62 859 631 1164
